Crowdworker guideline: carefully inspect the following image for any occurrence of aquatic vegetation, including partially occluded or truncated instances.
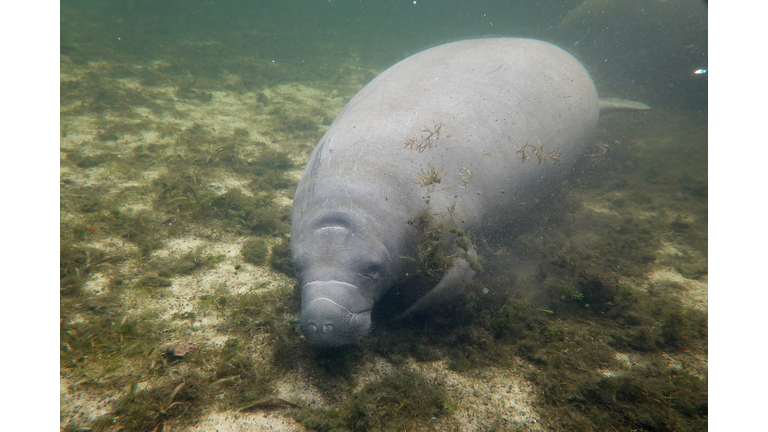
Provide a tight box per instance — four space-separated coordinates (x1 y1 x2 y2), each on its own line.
516 142 562 164
211 189 288 235
241 238 270 265
415 163 445 188
60 244 112 296
133 275 173 292
87 371 212 432
152 250 227 277
251 148 296 177
407 207 455 278
282 115 320 134
560 284 584 302
404 122 443 153
294 370 453 431
60 3 707 430
406 207 482 280
74 152 118 168
269 237 295 277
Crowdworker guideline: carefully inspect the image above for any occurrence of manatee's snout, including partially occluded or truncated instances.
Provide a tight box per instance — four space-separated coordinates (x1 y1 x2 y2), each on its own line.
300 281 373 347
300 299 371 347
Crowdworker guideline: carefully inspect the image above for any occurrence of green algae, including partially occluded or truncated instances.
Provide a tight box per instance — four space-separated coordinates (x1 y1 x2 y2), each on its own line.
404 207 483 284
61 289 284 431
241 238 270 265
294 370 453 432
60 65 302 430
60 244 113 296
269 237 295 277
153 250 227 278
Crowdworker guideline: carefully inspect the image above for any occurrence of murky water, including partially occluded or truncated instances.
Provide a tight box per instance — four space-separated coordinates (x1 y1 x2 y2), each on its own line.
60 1 707 431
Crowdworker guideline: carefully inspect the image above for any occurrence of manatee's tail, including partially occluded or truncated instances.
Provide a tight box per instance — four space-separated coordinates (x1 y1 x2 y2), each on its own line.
598 97 651 114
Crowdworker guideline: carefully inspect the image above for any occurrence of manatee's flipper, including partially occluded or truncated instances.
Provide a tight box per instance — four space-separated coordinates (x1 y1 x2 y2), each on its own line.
398 251 477 319
598 97 650 113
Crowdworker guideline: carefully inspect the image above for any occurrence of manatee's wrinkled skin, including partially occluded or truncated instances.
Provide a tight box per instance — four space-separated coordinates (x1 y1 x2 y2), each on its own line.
291 38 603 347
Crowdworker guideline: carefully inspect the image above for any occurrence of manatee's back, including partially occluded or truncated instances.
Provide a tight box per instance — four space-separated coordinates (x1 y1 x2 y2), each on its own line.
293 38 599 243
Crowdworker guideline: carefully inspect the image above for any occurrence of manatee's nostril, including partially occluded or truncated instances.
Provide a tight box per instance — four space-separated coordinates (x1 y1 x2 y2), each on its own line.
308 324 318 333
322 324 333 333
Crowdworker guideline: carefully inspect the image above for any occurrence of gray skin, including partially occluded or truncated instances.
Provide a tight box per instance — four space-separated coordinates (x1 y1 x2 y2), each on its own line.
290 38 647 347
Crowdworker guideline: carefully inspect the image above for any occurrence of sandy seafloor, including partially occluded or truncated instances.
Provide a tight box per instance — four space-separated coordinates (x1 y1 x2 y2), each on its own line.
60 3 707 431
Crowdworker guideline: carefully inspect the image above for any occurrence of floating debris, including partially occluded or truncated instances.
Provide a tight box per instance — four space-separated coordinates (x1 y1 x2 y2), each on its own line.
166 343 196 359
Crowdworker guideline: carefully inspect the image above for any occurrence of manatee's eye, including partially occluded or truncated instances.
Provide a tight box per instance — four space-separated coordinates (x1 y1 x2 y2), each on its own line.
358 263 383 281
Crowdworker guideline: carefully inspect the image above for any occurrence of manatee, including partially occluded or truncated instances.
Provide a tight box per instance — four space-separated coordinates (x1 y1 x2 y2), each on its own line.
290 38 647 347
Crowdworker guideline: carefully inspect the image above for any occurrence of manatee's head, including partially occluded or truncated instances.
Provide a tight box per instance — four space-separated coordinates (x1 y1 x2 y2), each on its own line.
292 209 398 347
300 280 374 347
